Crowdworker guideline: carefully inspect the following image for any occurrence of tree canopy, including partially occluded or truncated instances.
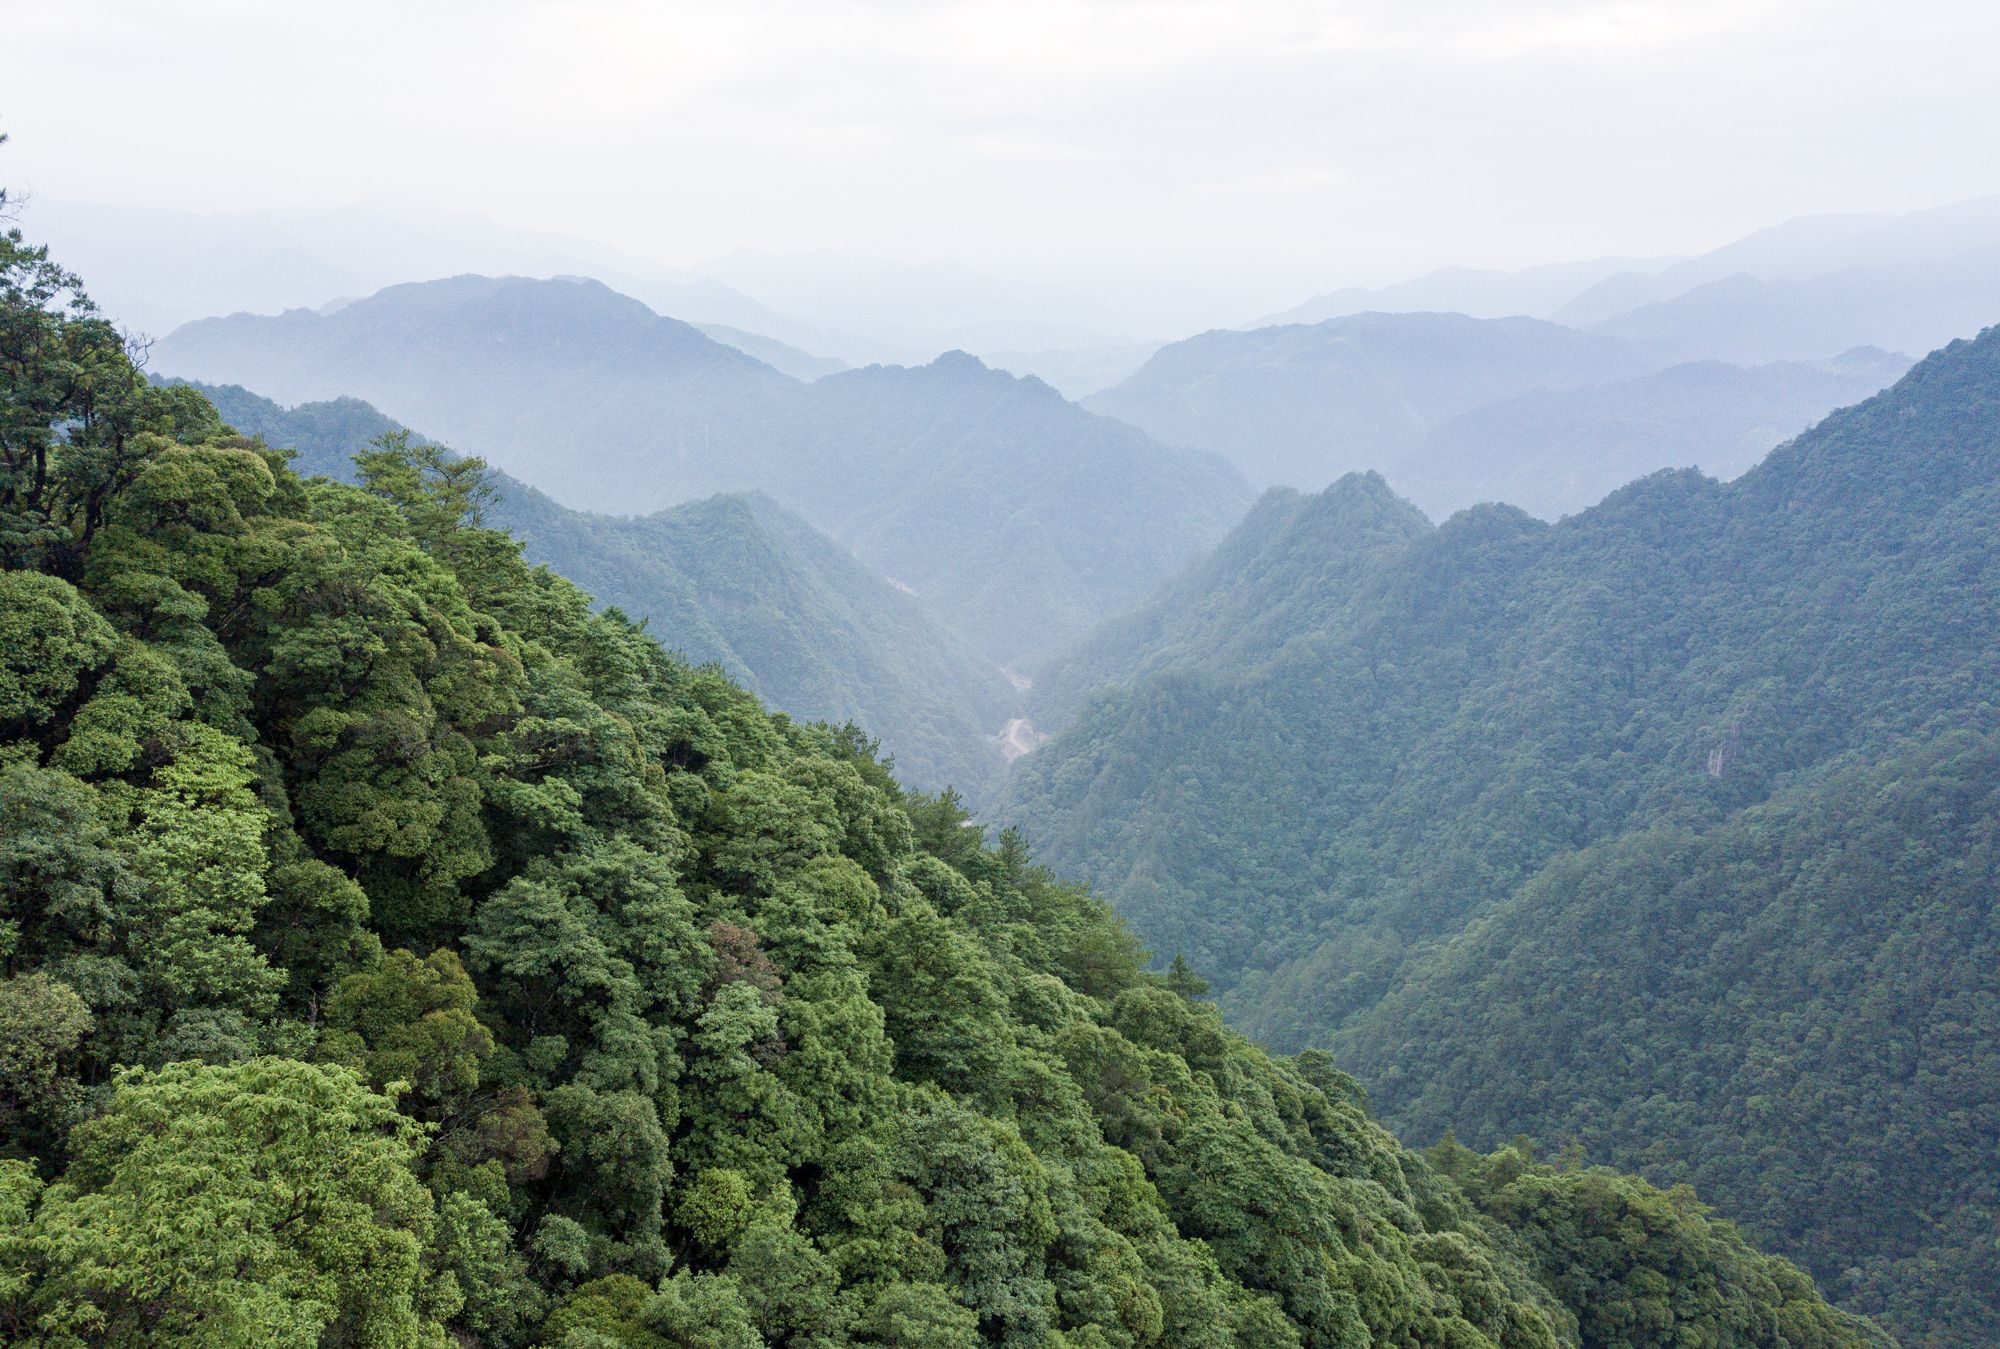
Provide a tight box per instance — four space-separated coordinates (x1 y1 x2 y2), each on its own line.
0 218 1886 1347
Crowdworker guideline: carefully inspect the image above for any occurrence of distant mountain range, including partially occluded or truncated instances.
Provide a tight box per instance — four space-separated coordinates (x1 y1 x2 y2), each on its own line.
157 275 803 507
153 276 1252 668
1402 348 1911 518
188 381 1018 797
25 197 787 340
1554 195 2000 324
1084 311 1666 490
1261 196 2000 333
1251 255 1674 326
1588 255 2000 363
979 342 1161 399
1087 311 1914 515
29 197 1171 367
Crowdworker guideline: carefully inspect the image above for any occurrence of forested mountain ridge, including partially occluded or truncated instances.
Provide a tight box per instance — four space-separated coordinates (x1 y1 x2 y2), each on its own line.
182 382 1018 798
154 280 1251 667
0 215 1892 1348
1022 474 1432 729
1004 325 2000 1344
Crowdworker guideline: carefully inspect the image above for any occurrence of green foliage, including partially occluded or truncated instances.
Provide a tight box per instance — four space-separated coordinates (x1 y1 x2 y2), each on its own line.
7 1058 450 1347
0 974 92 1157
1008 330 2000 1344
1361 734 2000 1348
325 947 491 1112
0 229 1879 1348
1434 1142 1891 1349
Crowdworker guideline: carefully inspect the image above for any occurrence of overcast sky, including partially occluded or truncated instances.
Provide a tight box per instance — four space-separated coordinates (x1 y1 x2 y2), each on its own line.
7 0 2000 327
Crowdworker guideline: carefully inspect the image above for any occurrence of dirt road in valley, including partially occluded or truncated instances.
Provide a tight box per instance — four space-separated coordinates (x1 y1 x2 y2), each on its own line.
992 717 1048 761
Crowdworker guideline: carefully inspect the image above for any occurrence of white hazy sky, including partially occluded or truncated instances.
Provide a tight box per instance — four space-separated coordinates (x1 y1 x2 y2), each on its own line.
7 0 2000 323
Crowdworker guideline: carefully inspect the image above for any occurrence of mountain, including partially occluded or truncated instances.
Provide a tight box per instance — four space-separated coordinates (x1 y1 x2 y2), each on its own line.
0 231 1885 1349
1588 256 2000 364
1548 198 2000 362
1083 312 1665 490
1004 327 2000 1343
1254 256 1672 327
154 274 803 510
186 381 1016 798
1556 195 2000 326
1021 475 1434 729
1248 197 2000 373
22 196 796 339
154 279 1252 667
782 353 1250 666
1396 348 1910 519
1342 731 2000 1349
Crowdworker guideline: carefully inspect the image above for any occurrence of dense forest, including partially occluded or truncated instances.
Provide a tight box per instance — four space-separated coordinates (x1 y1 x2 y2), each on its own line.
1005 328 2000 1344
0 212 1891 1343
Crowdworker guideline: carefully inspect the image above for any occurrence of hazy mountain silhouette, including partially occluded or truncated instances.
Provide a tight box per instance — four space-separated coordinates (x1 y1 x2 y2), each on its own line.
157 278 1250 666
1085 311 1664 488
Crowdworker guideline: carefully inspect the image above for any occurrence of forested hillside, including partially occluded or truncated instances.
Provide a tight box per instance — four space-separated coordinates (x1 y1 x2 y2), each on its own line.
1345 733 2000 1346
185 383 1017 797
154 279 1252 666
1005 327 2000 1344
0 224 1889 1347
1021 474 1432 729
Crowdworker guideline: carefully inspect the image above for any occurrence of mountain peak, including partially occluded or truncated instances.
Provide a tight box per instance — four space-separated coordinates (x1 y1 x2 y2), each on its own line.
929 348 988 372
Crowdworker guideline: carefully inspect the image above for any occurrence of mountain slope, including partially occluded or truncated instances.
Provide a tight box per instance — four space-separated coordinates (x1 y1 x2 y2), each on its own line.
155 280 1251 666
786 353 1251 665
1023 474 1433 728
694 321 850 379
494 489 1017 795
1084 312 1664 489
1005 327 2000 1343
188 381 1016 796
1343 731 2000 1348
0 231 1883 1348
